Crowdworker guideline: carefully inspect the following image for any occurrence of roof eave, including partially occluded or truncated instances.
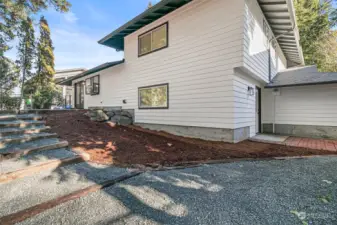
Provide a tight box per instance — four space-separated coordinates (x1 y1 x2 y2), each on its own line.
285 0 304 65
98 0 193 50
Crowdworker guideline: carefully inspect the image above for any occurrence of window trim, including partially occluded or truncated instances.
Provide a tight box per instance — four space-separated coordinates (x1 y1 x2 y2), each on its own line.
138 83 169 110
138 22 169 57
85 75 100 96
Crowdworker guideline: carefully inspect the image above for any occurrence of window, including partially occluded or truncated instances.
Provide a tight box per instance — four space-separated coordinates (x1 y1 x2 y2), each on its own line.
85 75 100 95
263 19 270 48
139 23 168 56
139 83 168 109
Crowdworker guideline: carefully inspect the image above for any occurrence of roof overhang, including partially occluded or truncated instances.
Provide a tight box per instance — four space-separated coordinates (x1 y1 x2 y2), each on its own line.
58 60 125 86
258 0 304 65
98 0 193 51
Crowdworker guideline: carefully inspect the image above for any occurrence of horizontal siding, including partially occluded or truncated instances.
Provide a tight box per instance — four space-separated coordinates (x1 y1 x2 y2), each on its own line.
233 71 262 137
73 0 246 130
262 84 337 127
243 0 287 83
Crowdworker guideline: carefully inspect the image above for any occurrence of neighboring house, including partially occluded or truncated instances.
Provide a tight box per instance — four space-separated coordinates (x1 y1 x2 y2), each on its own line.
60 0 337 142
55 68 86 107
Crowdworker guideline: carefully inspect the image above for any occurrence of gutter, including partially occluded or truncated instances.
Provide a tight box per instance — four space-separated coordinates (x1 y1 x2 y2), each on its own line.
265 80 337 89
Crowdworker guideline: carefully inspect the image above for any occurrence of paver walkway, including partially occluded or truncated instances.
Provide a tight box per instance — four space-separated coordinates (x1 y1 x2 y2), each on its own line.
285 137 337 151
252 134 337 152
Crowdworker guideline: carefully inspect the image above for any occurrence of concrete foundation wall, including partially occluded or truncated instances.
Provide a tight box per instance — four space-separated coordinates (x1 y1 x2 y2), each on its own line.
136 123 250 143
263 123 337 140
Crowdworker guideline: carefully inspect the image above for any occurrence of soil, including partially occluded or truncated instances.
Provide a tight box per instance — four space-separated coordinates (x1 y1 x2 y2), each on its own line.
44 111 337 166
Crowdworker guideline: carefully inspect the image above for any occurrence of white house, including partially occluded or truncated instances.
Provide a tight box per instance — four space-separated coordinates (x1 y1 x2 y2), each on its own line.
60 0 337 142
55 68 86 107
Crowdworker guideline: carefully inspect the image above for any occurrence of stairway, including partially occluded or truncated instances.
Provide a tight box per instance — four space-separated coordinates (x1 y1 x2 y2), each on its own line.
0 113 132 224
0 113 82 179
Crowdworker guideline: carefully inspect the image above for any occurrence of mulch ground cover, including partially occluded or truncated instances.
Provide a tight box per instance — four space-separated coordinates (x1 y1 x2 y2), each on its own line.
44 111 337 166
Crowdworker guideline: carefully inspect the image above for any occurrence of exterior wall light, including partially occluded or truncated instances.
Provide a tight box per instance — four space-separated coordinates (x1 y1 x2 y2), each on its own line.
247 86 255 96
123 99 127 104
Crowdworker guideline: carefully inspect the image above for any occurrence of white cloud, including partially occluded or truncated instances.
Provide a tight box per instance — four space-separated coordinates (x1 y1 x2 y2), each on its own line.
63 11 78 23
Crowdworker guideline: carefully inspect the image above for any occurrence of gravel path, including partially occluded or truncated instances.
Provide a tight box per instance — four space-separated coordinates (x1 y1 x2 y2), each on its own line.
0 148 76 174
0 162 129 217
19 156 337 225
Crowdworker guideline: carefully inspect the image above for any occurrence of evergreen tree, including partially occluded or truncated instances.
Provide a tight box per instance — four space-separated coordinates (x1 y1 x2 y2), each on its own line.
16 17 35 108
0 57 20 109
36 16 55 87
0 0 70 56
294 0 337 71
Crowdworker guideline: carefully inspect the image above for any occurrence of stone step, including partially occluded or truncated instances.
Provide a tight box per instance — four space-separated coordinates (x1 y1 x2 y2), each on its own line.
0 162 129 218
0 138 69 159
0 126 51 137
0 132 58 145
0 148 78 175
0 114 42 122
0 120 45 128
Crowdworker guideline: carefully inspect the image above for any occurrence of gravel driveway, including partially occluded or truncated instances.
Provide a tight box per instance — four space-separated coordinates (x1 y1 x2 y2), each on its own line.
18 156 337 225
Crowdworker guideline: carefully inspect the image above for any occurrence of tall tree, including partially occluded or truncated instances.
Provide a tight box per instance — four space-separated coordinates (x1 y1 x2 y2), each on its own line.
0 0 71 56
0 56 20 109
16 17 35 108
35 16 54 87
294 0 337 71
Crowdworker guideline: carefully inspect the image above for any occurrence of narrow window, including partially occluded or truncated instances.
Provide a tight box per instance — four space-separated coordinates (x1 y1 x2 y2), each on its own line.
263 19 270 47
138 23 168 56
85 78 92 95
92 75 100 95
85 75 100 95
139 83 168 109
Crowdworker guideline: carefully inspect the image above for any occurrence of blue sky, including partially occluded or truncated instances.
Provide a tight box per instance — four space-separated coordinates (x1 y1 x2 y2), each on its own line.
5 0 160 70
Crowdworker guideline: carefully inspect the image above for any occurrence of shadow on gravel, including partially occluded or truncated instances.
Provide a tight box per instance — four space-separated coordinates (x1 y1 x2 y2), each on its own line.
29 156 224 224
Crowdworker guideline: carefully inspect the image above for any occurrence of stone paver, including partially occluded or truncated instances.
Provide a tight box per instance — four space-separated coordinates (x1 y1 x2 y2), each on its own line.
285 137 337 151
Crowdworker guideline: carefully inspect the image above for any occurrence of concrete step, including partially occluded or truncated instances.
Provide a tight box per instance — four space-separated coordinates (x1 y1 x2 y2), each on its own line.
0 148 78 175
0 162 129 218
0 132 58 145
0 120 45 128
0 126 51 137
0 138 68 159
0 114 42 122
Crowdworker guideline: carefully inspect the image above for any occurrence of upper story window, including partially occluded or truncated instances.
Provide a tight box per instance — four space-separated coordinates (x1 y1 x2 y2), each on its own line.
85 75 100 95
263 19 270 48
138 22 168 57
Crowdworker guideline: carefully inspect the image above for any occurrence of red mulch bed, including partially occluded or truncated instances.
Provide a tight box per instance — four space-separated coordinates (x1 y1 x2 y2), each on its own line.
44 111 337 166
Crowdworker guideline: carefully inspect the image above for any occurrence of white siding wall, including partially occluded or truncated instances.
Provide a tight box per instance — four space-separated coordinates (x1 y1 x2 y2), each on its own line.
233 70 263 138
262 84 337 127
73 0 245 130
229 0 289 138
243 0 287 82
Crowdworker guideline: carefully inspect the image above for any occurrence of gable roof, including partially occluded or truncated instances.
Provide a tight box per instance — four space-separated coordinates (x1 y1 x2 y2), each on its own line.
98 0 193 51
265 66 337 88
258 0 304 65
58 60 125 86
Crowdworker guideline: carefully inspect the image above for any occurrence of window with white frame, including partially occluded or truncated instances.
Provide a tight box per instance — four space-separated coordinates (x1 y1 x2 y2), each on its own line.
138 23 168 56
85 75 100 95
138 83 168 109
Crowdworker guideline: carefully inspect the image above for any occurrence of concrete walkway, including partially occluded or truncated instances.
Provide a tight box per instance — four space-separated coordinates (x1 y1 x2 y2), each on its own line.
7 156 337 225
